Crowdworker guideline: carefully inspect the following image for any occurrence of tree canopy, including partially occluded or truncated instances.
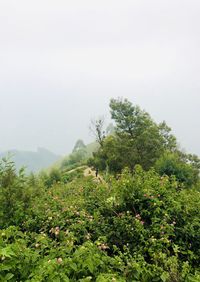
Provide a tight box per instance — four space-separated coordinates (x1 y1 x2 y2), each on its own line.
89 97 178 173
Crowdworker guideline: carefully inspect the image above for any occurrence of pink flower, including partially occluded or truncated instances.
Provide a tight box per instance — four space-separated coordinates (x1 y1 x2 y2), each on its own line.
57 258 63 264
135 214 141 219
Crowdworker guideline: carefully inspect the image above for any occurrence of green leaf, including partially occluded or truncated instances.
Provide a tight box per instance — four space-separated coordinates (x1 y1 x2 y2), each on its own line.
70 262 77 272
4 273 14 281
0 247 15 258
161 272 169 282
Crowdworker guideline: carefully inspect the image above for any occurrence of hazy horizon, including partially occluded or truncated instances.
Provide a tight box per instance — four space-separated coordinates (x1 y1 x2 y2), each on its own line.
0 0 200 156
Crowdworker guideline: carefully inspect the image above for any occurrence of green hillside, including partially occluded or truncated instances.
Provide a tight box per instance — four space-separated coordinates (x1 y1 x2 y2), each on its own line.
0 148 60 173
0 98 200 281
48 141 99 172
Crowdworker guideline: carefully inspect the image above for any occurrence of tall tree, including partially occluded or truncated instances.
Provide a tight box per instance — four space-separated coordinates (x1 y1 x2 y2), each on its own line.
90 98 177 173
73 139 86 153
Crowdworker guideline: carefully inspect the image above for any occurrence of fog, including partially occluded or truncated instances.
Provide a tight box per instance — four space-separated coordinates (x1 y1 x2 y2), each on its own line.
0 0 199 155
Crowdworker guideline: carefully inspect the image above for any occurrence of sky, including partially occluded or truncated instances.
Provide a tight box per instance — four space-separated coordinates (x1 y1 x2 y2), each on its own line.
0 0 199 155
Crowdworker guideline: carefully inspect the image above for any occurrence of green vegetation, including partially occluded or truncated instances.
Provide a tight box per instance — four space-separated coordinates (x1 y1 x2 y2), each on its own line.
49 141 99 173
0 98 200 281
88 98 177 173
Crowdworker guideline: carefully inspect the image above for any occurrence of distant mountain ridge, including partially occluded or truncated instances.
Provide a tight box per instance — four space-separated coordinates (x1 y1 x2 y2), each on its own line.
0 148 60 173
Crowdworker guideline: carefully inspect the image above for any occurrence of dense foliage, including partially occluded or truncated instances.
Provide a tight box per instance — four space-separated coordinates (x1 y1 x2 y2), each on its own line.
88 98 177 173
0 158 200 281
0 98 200 281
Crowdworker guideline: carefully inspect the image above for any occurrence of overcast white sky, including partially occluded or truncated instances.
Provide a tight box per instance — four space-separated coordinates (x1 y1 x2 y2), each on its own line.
0 0 200 155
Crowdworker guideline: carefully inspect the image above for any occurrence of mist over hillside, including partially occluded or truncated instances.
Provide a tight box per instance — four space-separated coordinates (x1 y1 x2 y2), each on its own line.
1 1 200 280
0 147 60 172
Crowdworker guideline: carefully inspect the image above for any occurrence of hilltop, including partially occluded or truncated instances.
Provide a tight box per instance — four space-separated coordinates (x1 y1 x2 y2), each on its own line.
48 140 99 172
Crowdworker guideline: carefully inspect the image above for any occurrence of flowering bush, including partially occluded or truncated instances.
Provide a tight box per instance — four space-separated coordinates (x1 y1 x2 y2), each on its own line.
0 160 200 281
